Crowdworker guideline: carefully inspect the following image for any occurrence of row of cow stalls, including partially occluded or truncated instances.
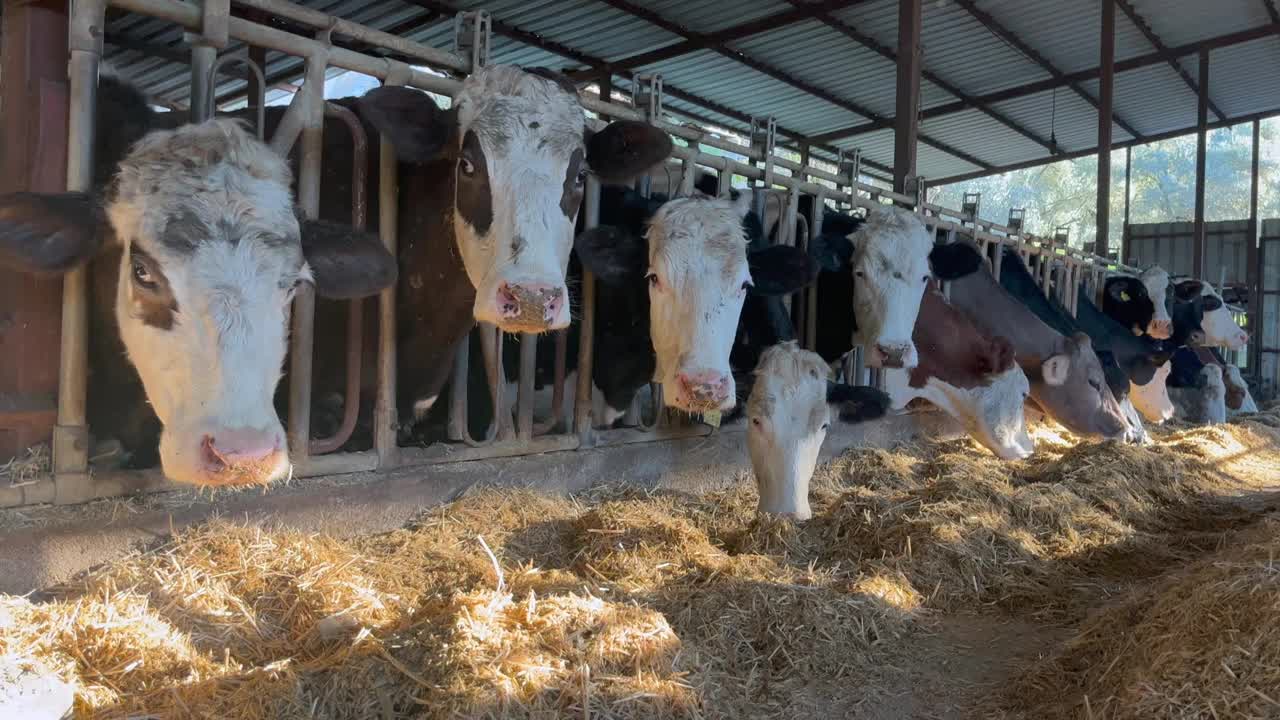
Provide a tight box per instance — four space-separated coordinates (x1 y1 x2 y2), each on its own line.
0 0 1141 510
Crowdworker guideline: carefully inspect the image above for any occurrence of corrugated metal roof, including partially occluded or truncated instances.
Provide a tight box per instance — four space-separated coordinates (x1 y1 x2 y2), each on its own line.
102 0 1280 184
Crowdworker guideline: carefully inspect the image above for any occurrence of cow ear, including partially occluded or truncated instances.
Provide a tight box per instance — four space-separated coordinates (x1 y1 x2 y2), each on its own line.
826 382 891 422
355 86 451 164
1173 279 1205 302
299 218 397 299
748 245 818 296
586 121 673 185
575 225 647 285
1039 354 1071 386
928 241 984 280
0 192 105 274
808 231 854 272
1106 278 1136 303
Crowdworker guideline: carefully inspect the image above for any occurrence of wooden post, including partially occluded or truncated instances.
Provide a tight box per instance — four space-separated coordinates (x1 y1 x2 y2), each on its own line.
1097 0 1115 256
894 0 922 200
1193 48 1210 278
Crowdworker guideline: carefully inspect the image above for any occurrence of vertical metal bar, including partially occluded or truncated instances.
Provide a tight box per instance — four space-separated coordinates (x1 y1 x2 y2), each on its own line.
1193 48 1210 278
1122 146 1132 264
1097 0 1115 258
189 42 217 123
373 74 405 467
805 189 824 351
1249 119 1262 372
53 0 105 504
575 176 601 442
285 54 327 470
517 333 536 440
893 0 922 200
992 238 1004 279
717 166 731 198
448 333 469 442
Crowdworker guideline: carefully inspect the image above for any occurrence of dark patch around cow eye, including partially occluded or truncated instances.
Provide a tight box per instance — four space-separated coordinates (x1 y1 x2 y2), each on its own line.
128 247 179 330
561 148 585 219
161 208 206 254
1202 295 1223 311
456 130 493 235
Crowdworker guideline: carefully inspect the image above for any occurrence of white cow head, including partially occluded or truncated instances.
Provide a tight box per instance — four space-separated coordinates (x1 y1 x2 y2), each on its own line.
1174 279 1248 350
1139 266 1172 338
0 119 397 486
747 342 888 520
1223 364 1259 415
1129 361 1175 423
357 65 672 333
849 207 932 369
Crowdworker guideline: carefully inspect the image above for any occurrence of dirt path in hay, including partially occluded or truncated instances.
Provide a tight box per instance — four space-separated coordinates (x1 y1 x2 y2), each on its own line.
2 414 1279 719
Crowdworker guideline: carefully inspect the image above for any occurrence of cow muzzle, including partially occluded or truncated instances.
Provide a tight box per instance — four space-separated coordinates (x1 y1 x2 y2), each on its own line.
482 281 568 333
1146 318 1172 339
868 342 917 370
672 369 732 413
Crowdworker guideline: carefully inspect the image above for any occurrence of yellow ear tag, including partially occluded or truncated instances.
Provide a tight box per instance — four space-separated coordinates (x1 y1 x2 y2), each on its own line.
1120 290 1131 301
703 410 722 428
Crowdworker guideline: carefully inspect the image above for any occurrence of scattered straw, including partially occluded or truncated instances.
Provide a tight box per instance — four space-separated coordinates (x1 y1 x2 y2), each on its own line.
1 443 50 487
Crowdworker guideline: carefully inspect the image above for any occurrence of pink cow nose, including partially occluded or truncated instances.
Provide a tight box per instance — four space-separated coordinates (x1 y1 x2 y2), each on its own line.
497 282 564 331
675 370 731 410
1148 318 1172 338
871 343 910 369
200 428 284 486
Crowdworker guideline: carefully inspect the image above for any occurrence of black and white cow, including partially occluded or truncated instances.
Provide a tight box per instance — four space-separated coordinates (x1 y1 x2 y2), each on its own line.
0 76 397 486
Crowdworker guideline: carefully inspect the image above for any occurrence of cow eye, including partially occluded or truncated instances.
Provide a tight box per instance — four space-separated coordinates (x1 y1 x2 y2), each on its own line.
646 271 659 289
1089 378 1102 392
820 422 830 431
751 417 762 427
132 258 156 289
741 280 753 292
922 275 929 283
459 157 475 176
1202 296 1223 311
576 168 588 185
854 270 864 278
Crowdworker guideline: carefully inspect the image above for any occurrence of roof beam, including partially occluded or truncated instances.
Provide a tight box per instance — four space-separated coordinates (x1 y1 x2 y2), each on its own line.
953 0 1145 140
581 0 993 170
793 1 1061 155
569 0 872 83
809 22 1280 143
1115 0 1226 121
930 106 1280 186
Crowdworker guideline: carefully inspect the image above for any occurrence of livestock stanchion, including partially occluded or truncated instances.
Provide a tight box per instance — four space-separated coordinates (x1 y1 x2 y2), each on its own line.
575 176 601 445
208 55 266 138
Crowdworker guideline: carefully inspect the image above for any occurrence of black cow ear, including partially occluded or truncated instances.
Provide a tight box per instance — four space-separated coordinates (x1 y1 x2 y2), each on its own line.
575 225 647 285
748 245 818 296
586 121 673 185
1173 279 1205 302
299 218 397 299
0 192 104 274
826 382 891 423
928 241 983 280
355 86 451 164
808 231 853 272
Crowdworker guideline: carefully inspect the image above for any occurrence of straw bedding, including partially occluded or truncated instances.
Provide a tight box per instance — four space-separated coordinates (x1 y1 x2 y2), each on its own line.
1 413 1277 719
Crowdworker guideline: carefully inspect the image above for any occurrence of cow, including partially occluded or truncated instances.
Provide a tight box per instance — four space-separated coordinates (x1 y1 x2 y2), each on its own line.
883 284 1034 460
1167 347 1256 416
1170 278 1249 350
929 243 1129 440
1129 360 1176 423
1224 365 1259 415
1168 349 1228 424
1102 267 1173 339
746 341 890 520
0 75 397 486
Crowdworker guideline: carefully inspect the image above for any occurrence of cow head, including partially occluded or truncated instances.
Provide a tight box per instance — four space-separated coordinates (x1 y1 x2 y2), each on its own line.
887 287 1033 460
1138 267 1173 338
1197 365 1229 424
848 207 932 369
1173 279 1248 350
1103 275 1158 338
1024 332 1129 439
747 342 888 520
1129 360 1174 423
357 65 671 334
1223 365 1258 414
576 194 817 414
0 119 396 486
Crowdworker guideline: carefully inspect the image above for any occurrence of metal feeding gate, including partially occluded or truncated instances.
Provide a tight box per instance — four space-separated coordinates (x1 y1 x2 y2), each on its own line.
0 0 1136 509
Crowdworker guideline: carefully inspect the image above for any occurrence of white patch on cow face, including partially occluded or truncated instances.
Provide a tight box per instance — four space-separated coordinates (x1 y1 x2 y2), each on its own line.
886 365 1033 460
1129 361 1174 423
646 196 750 413
850 207 931 369
1193 281 1249 350
1140 266 1172 339
107 119 302 487
452 67 584 333
1223 365 1259 415
747 344 832 520
1119 398 1150 445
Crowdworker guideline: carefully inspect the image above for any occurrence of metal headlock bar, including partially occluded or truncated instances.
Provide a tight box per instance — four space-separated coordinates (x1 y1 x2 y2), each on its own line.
7 0 1142 509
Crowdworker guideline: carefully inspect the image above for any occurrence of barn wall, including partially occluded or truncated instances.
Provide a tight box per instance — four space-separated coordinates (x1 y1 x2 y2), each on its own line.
1124 220 1253 286
1261 219 1280 398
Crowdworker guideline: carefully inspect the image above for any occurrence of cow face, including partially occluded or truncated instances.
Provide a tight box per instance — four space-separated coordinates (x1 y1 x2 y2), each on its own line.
1025 332 1128 439
1103 275 1157 338
1174 279 1248 350
0 120 396 487
849 207 932 369
1223 365 1258 414
1171 364 1228 424
1139 267 1172 338
1130 361 1174 423
747 342 888 519
357 66 671 334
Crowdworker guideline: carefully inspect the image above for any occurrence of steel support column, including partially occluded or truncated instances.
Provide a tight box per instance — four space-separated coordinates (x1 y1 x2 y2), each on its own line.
894 0 922 198
1249 119 1262 372
1193 49 1210 278
1122 146 1132 264
1097 0 1115 257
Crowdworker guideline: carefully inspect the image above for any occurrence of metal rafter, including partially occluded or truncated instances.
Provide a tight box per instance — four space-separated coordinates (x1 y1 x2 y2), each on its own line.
570 0 873 83
793 0 1060 155
584 0 993 171
808 22 1280 143
1115 0 1226 121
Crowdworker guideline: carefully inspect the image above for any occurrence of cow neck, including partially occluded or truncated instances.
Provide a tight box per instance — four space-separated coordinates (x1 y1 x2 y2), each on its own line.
946 265 1063 370
909 286 995 390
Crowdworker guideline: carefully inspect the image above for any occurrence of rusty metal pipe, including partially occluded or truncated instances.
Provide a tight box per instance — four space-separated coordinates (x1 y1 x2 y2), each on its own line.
209 54 267 139
373 131 400 466
575 177 601 442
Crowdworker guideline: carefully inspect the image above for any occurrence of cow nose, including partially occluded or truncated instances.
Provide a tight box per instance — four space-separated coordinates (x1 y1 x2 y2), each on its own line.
1148 318 1172 339
496 282 564 331
870 343 912 369
675 369 731 409
199 428 286 486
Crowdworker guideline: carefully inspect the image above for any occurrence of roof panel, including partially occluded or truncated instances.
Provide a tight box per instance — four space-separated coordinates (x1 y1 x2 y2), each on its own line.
989 89 1134 154
920 109 1049 168
957 0 1153 75
1079 64 1200 137
1205 38 1280 119
1126 0 1272 47
622 0 793 34
917 0 1050 96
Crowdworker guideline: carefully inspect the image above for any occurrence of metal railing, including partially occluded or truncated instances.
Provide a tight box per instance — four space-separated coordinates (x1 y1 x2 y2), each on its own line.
6 0 1144 508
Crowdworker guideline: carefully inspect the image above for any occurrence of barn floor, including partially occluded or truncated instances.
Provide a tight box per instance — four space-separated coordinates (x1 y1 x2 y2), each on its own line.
2 411 1279 719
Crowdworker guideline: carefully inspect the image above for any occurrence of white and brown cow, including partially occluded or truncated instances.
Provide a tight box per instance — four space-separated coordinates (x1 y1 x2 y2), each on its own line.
0 77 396 486
848 207 934 369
